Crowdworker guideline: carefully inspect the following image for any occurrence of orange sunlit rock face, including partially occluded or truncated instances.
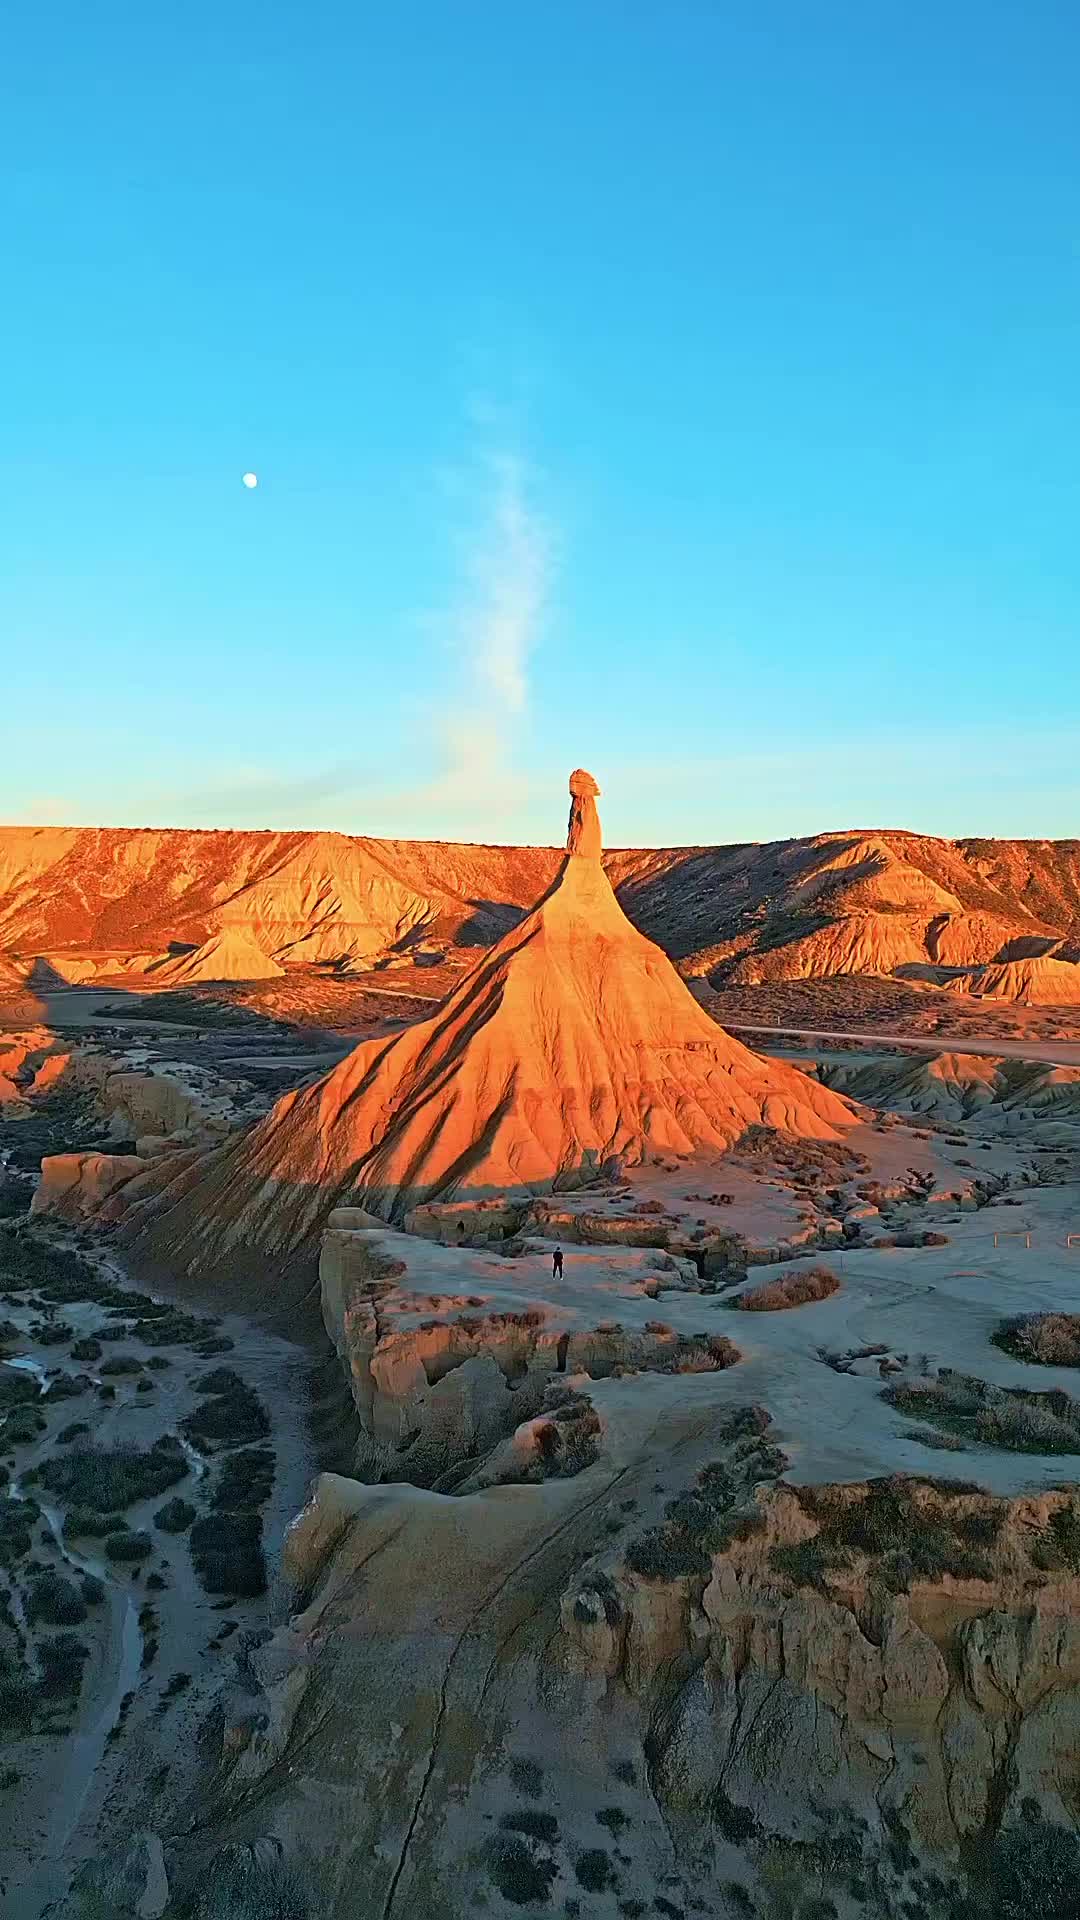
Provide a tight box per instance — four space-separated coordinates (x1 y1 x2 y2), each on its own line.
1 819 1079 998
566 767 602 859
116 772 856 1281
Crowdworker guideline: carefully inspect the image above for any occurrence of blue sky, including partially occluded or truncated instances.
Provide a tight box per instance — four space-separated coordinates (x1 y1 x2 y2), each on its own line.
2 2 1077 848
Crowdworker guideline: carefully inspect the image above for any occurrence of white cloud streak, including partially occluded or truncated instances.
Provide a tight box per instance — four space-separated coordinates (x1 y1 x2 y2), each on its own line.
458 451 551 718
387 440 555 838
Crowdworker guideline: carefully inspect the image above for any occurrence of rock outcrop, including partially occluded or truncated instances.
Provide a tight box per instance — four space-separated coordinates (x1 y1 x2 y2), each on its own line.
951 948 1080 1005
319 1215 736 1484
816 1049 1080 1134
32 1150 147 1220
28 1044 271 1225
113 774 855 1282
147 929 286 984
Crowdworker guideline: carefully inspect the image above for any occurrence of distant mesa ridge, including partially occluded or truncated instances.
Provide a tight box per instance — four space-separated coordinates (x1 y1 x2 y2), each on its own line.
114 770 856 1279
0 820 1078 997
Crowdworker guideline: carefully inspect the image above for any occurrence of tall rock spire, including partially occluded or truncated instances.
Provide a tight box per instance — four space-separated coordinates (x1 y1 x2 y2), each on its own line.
116 766 857 1282
566 768 602 860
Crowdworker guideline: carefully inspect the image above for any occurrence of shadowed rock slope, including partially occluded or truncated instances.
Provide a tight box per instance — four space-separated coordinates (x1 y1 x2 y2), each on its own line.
614 831 1080 991
115 774 854 1281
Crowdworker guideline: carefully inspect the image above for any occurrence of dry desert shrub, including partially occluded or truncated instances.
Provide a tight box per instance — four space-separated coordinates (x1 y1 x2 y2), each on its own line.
776 1476 1004 1592
994 1313 1080 1368
733 1266 840 1312
975 1401 1080 1452
885 1369 1080 1454
192 1844 313 1919
623 1406 781 1581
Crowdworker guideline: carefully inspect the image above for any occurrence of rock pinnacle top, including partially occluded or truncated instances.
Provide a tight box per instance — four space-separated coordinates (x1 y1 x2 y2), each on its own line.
567 768 602 859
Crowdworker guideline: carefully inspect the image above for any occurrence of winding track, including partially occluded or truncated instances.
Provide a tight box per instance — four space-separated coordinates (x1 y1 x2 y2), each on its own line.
725 1022 1080 1069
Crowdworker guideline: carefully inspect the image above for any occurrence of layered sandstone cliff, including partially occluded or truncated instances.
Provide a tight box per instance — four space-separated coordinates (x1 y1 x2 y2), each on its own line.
2 821 1079 1001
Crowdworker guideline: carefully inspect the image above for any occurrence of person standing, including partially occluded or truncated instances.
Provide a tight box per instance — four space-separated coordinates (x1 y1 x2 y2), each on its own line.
552 1247 564 1280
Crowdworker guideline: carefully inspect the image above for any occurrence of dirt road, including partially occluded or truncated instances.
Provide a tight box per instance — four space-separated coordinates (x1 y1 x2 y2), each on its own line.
725 1022 1080 1069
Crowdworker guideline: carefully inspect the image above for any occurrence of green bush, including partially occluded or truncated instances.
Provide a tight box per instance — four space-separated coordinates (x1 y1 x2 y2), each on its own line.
64 1506 113 1540
711 1787 760 1843
27 1571 88 1625
189 1845 313 1919
155 1497 197 1533
595 1806 629 1834
132 1309 223 1349
189 1511 265 1595
486 1833 558 1906
198 1367 244 1394
1 1407 46 1446
40 1437 187 1512
0 1373 38 1413
574 1849 614 1892
183 1371 268 1448
37 1632 90 1701
44 1371 90 1402
1033 1502 1080 1573
969 1802 1080 1919
499 1809 559 1844
0 1229 99 1300
104 1530 153 1563
625 1409 780 1582
0 1653 36 1734
508 1757 544 1798
29 1318 74 1346
212 1447 274 1510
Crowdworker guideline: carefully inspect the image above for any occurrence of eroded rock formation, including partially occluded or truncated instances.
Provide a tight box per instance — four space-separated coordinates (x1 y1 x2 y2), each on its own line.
566 767 602 860
110 774 855 1281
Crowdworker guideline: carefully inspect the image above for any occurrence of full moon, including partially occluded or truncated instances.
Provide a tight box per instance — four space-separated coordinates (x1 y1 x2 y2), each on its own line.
242 471 258 489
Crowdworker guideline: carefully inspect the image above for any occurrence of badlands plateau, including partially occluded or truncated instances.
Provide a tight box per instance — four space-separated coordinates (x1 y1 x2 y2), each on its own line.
0 774 1079 1920
1 816 1079 1030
